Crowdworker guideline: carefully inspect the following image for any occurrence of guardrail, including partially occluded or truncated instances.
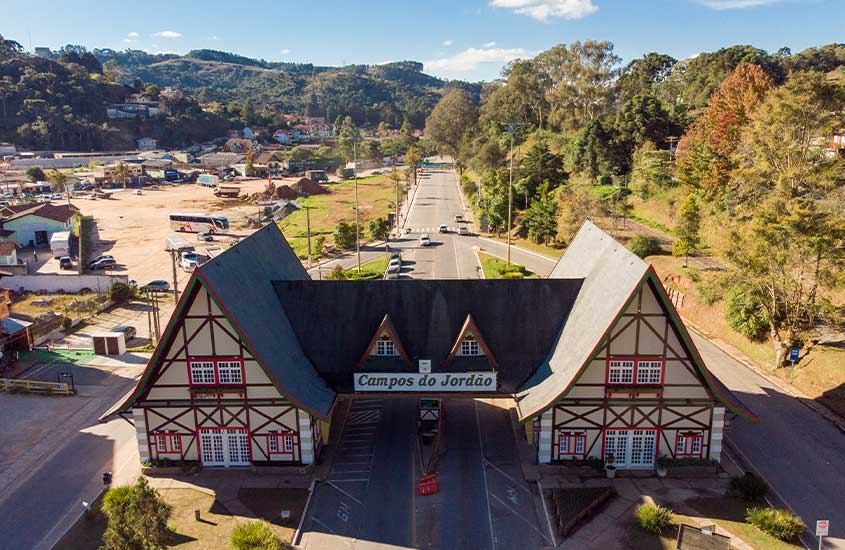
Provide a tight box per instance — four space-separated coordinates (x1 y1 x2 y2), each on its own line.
0 378 75 396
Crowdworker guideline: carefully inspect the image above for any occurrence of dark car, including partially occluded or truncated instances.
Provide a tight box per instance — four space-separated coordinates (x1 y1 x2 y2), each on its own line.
141 280 171 293
89 257 117 270
88 254 114 268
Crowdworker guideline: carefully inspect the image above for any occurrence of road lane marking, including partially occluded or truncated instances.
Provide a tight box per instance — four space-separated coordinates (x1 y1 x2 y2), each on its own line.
325 481 363 505
475 400 496 550
478 236 558 264
489 493 551 543
484 459 534 497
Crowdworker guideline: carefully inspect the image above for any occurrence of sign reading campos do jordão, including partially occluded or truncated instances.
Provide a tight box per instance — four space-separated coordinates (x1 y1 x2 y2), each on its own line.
354 372 497 392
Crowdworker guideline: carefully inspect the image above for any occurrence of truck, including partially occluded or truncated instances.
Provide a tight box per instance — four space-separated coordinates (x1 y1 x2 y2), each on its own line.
213 185 241 198
305 170 328 182
338 167 355 180
50 231 71 258
198 174 219 188
147 168 182 182
165 235 194 253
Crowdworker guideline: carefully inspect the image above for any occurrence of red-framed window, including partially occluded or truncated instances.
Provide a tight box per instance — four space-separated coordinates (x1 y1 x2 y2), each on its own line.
606 357 665 386
675 432 703 457
153 432 182 455
558 432 586 458
267 431 295 455
188 358 245 386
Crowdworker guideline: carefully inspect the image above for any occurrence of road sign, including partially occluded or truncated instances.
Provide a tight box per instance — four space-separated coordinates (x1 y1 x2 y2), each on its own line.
816 520 829 536
789 347 800 362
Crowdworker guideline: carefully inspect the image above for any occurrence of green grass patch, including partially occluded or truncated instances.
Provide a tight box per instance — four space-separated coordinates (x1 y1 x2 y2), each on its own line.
687 497 802 550
478 252 538 279
630 213 674 235
20 348 96 365
589 185 620 201
277 176 402 258
340 254 389 280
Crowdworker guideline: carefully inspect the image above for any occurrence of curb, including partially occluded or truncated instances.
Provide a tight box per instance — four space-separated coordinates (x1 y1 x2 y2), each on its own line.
684 319 845 435
292 479 317 549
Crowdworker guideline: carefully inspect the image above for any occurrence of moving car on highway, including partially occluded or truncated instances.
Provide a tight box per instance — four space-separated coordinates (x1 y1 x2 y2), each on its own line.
419 234 431 246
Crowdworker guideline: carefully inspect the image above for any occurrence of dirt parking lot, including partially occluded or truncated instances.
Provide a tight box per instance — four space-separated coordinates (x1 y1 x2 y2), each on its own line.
81 179 276 287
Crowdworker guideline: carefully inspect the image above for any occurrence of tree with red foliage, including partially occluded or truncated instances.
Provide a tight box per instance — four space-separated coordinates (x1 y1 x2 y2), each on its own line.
674 64 774 203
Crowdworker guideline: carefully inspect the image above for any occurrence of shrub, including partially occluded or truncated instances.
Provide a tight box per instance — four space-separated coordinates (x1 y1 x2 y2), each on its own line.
628 236 662 258
102 477 171 550
60 316 72 331
334 221 358 250
726 287 769 342
461 175 477 196
694 280 721 305
324 265 346 280
231 520 287 550
633 503 673 534
109 281 136 304
746 507 805 541
313 235 326 258
728 473 769 501
368 217 389 241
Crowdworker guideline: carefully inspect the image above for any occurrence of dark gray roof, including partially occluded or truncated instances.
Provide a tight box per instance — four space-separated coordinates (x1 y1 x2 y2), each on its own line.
198 223 336 416
273 279 582 393
515 220 650 420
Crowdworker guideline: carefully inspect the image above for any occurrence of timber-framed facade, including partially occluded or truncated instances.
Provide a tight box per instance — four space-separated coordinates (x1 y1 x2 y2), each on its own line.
104 221 753 470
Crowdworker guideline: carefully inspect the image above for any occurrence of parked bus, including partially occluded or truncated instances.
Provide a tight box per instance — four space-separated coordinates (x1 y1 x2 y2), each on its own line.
169 213 230 233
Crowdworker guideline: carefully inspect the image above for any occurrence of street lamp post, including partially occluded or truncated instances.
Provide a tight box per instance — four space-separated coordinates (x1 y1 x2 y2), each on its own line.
354 138 361 272
504 122 522 266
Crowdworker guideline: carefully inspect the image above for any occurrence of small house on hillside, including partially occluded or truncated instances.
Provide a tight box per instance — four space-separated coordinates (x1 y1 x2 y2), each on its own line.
137 137 158 151
0 203 77 248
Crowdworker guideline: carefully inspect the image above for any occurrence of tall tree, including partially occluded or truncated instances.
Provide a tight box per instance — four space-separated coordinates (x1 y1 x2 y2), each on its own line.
522 182 558 244
732 70 845 203
535 40 621 132
113 162 129 189
675 63 774 202
617 53 677 103
629 140 672 199
672 193 702 267
337 116 360 161
516 140 565 208
46 170 68 194
726 199 845 367
101 477 171 550
424 89 477 161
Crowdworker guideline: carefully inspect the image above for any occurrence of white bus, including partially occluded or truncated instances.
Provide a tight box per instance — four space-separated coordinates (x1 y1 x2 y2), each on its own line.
169 213 230 233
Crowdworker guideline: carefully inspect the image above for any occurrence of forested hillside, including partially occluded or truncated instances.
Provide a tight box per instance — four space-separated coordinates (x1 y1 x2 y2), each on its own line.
91 49 476 128
0 37 231 150
423 40 845 371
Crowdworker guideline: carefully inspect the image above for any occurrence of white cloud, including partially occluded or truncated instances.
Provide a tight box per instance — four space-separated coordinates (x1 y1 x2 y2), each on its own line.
127 32 139 38
698 0 780 8
490 0 598 21
152 30 182 39
483 41 497 47
443 40 454 47
425 46 531 73
209 35 219 41
280 49 291 55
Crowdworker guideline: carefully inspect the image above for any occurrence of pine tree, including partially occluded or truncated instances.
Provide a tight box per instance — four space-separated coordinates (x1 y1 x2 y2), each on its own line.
672 193 702 267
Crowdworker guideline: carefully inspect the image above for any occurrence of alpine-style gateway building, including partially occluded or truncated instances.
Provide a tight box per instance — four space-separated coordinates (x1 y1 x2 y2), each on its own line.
103 220 753 469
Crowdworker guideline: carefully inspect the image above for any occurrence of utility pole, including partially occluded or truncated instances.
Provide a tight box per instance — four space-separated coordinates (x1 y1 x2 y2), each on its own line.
394 171 400 241
305 205 313 268
354 138 361 272
145 290 153 345
168 249 180 302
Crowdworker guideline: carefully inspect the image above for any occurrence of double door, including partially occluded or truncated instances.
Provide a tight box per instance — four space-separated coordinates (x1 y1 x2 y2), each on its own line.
604 429 657 468
199 428 250 466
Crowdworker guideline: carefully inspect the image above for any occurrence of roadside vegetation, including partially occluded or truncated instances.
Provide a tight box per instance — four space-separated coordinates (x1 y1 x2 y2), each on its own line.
423 41 845 416
477 252 537 279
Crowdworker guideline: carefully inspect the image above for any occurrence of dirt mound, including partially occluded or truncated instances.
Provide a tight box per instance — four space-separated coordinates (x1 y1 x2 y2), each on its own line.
291 178 329 196
274 185 299 200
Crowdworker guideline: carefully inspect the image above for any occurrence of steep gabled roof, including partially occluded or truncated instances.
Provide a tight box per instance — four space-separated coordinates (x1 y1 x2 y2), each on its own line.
274 279 581 393
102 223 336 421
515 220 756 423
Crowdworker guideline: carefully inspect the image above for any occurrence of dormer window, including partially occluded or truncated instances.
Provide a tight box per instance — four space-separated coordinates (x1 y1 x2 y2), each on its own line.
606 357 664 386
458 336 481 356
375 338 396 356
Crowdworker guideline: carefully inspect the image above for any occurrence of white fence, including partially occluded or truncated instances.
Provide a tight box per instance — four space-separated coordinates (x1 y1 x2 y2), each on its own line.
0 274 129 294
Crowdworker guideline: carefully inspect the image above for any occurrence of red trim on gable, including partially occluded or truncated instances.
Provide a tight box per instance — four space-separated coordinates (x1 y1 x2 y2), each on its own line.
645 267 758 422
443 314 499 369
195 269 333 419
356 314 412 368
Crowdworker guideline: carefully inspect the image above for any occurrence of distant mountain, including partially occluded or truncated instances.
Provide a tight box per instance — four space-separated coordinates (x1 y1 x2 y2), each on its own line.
92 49 481 128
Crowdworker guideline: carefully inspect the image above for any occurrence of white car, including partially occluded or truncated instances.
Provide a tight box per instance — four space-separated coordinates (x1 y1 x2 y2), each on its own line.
419 234 431 247
458 226 469 235
438 224 448 233
387 258 402 273
180 252 198 271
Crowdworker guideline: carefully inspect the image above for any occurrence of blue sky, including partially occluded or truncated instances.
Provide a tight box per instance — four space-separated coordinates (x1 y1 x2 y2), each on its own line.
3 0 843 81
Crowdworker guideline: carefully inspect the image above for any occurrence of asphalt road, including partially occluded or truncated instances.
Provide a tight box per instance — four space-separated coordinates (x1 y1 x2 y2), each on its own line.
0 359 143 550
320 169 845 548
